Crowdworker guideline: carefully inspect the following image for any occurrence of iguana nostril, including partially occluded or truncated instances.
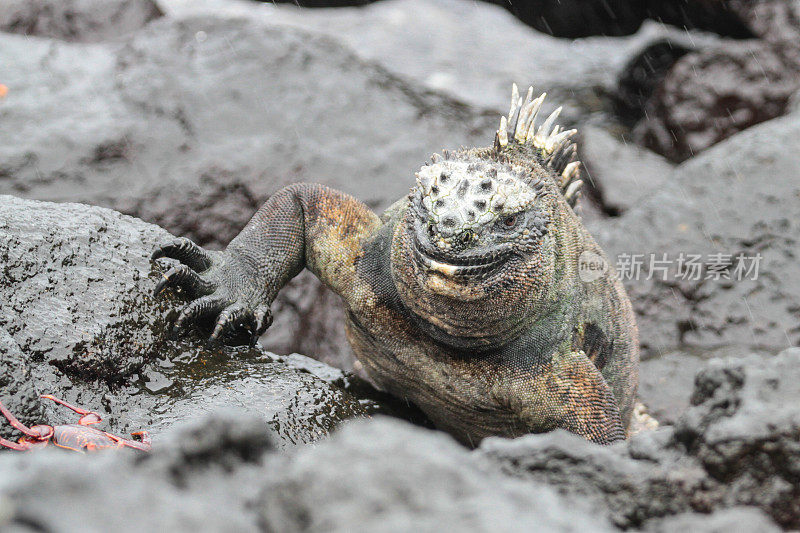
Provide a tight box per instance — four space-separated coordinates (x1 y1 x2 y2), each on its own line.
442 216 457 228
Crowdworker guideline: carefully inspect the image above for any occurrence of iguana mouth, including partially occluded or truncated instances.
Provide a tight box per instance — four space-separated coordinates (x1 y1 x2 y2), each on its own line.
412 235 510 279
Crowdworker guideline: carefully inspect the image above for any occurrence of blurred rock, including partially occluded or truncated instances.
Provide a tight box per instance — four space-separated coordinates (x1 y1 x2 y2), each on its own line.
638 352 706 426
0 0 163 42
2 351 799 531
258 417 613 532
163 0 717 125
633 1 800 161
478 0 753 38
643 508 781 533
634 40 800 161
0 195 372 446
592 110 800 355
580 125 673 214
637 346 771 426
615 39 694 125
0 413 274 532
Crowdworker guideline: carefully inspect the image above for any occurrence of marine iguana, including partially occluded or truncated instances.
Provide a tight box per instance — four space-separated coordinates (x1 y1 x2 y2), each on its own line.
152 85 639 445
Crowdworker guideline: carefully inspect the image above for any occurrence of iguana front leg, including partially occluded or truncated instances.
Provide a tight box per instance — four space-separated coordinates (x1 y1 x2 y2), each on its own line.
501 350 625 444
152 183 380 343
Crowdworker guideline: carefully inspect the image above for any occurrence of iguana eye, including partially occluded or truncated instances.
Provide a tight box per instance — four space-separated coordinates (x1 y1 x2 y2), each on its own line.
502 215 518 228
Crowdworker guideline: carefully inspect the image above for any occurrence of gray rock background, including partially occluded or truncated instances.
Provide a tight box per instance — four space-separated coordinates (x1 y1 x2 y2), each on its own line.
0 0 799 530
0 196 373 446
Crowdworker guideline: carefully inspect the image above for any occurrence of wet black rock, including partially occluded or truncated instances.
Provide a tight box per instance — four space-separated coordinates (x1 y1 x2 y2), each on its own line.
0 195 174 381
0 15 494 369
0 329 45 428
633 40 800 162
0 0 163 42
0 195 371 446
615 39 694 126
592 109 800 355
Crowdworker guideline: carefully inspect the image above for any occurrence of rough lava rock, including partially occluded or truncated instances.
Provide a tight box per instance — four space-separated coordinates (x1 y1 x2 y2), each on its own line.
633 1 800 161
675 349 800 526
579 125 673 214
0 195 371 446
0 14 495 369
636 347 764 426
2 350 799 531
0 0 163 42
0 329 45 428
591 109 800 355
160 0 718 126
481 348 800 529
257 418 612 533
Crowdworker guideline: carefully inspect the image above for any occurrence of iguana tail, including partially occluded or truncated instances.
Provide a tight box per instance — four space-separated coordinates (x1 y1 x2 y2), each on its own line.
494 84 583 207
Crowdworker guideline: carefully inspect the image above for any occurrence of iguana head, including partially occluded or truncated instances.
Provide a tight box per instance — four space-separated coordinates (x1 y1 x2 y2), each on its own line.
392 151 558 348
411 155 549 278
391 85 584 348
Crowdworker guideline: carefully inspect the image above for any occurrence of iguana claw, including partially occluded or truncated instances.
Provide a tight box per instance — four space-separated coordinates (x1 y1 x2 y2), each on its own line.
151 237 213 271
155 264 215 297
152 237 274 345
172 295 228 336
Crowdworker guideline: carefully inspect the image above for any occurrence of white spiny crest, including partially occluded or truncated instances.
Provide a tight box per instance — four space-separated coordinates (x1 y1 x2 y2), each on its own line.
495 84 583 208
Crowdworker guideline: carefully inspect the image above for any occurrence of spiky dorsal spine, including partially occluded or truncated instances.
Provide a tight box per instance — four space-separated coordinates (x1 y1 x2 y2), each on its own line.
494 84 583 208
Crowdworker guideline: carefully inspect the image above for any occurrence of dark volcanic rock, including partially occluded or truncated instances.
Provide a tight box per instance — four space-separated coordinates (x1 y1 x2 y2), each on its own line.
633 40 800 162
0 195 174 380
174 0 716 125
675 349 800 527
258 417 612 533
479 0 753 38
591 110 800 355
0 413 275 532
0 0 163 42
0 195 370 446
633 1 800 161
615 39 694 126
579 125 673 214
637 346 772 426
481 348 800 530
2 350 799 531
0 15 495 369
0 329 45 428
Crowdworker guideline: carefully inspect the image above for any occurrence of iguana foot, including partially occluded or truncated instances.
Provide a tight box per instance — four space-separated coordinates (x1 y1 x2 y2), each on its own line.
152 238 272 345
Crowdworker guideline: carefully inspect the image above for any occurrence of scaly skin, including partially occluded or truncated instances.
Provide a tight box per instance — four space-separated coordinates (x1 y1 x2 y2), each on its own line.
153 86 639 446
